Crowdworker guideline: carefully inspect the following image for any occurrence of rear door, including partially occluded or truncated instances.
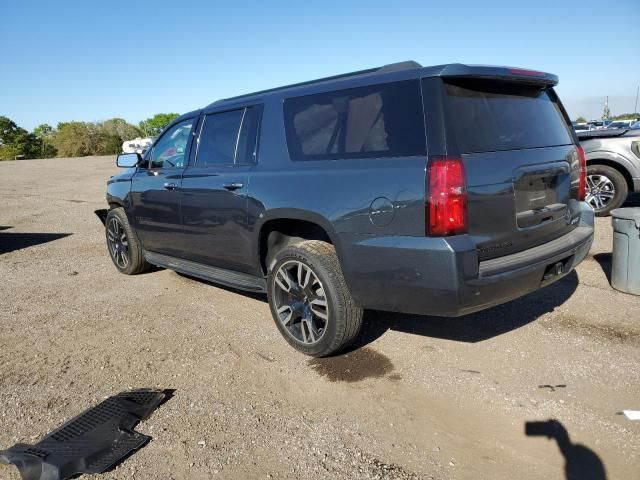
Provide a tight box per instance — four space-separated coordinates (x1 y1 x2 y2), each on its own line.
425 76 580 260
179 105 262 272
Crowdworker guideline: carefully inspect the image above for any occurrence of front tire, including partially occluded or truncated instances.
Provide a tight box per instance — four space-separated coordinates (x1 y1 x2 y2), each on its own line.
585 164 628 216
267 240 363 357
105 207 150 275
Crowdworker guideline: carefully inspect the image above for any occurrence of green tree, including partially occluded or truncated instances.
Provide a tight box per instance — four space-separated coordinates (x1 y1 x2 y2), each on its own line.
53 122 96 157
0 116 40 160
33 123 57 158
610 113 640 121
0 116 19 142
139 113 180 137
53 120 138 157
102 118 141 142
574 116 587 123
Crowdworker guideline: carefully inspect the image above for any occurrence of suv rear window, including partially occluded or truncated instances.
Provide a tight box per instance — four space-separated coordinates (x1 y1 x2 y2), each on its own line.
441 79 573 154
284 80 426 161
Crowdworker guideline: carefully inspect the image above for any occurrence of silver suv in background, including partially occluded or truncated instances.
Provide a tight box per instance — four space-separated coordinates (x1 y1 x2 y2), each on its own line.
578 127 640 215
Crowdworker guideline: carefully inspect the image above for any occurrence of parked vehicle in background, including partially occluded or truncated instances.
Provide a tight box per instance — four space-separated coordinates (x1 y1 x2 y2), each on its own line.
98 61 594 356
122 137 155 155
573 123 591 132
606 120 635 129
578 128 640 215
587 120 608 130
630 120 640 129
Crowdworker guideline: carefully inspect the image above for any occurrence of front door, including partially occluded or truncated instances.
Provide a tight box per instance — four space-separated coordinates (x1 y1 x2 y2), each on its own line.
130 117 195 256
180 106 261 273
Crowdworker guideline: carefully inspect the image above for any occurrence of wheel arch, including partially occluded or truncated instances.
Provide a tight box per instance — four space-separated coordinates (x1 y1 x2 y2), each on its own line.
256 209 342 276
585 153 635 191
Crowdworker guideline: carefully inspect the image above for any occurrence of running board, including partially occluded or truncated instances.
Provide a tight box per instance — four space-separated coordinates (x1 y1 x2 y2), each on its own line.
144 251 266 293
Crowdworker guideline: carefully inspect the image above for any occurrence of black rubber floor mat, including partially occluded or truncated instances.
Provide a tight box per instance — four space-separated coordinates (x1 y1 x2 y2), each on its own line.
0 389 170 480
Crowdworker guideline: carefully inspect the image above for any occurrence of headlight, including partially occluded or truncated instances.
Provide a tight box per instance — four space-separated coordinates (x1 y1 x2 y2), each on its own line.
632 141 640 159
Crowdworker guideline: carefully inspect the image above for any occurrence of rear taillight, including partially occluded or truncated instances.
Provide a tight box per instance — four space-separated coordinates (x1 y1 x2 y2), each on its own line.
426 156 468 236
576 145 587 201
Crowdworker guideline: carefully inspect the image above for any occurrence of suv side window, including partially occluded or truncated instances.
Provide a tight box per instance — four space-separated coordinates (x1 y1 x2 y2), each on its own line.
283 80 425 161
150 118 194 169
196 110 244 167
196 106 263 167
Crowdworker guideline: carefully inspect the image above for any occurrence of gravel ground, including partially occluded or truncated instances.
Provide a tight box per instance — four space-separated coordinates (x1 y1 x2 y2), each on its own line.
0 155 639 480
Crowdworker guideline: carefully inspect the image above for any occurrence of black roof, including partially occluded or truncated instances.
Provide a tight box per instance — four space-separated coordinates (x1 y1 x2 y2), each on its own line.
206 61 423 108
201 61 559 110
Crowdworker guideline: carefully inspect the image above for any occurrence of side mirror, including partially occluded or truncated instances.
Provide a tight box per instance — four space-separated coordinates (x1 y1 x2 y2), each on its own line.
116 153 142 168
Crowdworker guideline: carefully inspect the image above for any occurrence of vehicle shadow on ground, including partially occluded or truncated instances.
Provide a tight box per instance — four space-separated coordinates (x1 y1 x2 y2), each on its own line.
174 269 578 347
351 271 579 348
525 419 607 480
0 232 71 255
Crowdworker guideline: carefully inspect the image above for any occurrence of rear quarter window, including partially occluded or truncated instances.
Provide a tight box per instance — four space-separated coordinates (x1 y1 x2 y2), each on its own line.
284 80 426 161
441 79 573 154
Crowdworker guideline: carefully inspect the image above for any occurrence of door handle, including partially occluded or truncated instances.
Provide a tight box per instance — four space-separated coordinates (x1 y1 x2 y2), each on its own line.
223 182 244 191
163 182 179 190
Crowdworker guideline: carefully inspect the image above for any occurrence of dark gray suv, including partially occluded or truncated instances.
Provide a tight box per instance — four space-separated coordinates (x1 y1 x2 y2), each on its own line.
99 61 594 357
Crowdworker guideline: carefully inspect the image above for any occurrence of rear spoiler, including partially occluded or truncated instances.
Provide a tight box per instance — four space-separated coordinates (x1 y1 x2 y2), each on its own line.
436 64 558 86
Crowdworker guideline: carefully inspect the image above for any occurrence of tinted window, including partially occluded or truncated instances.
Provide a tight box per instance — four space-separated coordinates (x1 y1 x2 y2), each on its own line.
284 80 426 160
150 119 193 169
441 79 573 153
235 105 262 164
197 110 244 167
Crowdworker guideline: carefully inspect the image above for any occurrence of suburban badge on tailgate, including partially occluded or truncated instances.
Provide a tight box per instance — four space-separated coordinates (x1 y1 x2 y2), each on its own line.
478 242 514 254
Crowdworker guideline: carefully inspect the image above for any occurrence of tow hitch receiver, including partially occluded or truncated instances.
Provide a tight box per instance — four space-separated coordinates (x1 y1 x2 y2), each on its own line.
543 258 570 281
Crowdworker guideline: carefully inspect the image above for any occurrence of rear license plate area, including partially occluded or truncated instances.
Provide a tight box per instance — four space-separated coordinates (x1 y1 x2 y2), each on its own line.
515 170 570 228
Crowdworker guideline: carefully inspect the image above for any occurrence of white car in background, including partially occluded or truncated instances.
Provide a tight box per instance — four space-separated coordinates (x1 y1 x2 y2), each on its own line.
121 137 155 155
606 120 636 129
573 123 591 132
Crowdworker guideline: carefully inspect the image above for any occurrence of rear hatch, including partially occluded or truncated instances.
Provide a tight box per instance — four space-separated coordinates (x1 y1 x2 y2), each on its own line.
432 73 581 261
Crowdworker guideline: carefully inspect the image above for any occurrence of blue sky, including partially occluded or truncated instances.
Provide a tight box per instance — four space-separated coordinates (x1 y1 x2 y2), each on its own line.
1 0 638 131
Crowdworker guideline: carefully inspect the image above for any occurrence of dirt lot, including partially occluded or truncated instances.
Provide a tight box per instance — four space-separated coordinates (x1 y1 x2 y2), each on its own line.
1 156 639 480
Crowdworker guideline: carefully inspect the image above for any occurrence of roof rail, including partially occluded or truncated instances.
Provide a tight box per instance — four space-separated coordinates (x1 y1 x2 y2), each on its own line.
211 61 422 105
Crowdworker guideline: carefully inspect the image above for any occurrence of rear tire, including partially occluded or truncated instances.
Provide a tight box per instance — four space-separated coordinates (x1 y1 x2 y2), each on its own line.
267 240 363 357
586 164 628 216
105 207 150 275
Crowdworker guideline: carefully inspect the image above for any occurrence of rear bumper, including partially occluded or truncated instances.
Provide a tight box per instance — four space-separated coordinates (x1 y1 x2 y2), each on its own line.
633 178 640 193
339 203 594 317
